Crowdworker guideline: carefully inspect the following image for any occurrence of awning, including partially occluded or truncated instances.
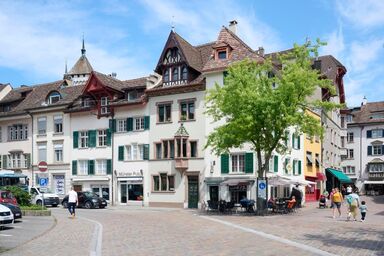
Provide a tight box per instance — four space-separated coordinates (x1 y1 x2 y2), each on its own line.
326 168 352 183
364 180 384 185
117 177 143 183
268 174 315 186
221 178 252 186
316 172 327 181
205 177 224 185
72 177 109 182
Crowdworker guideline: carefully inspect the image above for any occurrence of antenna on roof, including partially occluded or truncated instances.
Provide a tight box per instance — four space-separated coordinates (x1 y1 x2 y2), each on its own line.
81 33 86 56
171 15 175 32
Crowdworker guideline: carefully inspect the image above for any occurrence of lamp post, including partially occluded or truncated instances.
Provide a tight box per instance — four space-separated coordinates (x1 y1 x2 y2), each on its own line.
140 169 144 207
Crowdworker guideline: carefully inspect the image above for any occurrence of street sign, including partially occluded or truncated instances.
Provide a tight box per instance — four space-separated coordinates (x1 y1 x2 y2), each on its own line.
38 161 48 172
257 179 267 200
39 177 48 187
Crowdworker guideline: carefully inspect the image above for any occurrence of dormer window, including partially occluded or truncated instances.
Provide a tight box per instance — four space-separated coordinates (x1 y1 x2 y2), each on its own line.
163 69 169 82
163 48 181 64
127 90 144 101
218 51 227 59
47 91 62 104
181 67 188 80
172 67 179 81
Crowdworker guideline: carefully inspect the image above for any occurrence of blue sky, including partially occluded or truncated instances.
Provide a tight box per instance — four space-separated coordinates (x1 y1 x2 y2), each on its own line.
0 0 383 107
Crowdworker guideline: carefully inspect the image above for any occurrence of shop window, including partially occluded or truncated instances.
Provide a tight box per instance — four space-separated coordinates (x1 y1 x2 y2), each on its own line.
153 174 175 192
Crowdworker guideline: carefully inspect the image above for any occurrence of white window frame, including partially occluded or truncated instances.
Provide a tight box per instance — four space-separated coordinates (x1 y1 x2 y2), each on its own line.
125 144 144 161
373 145 382 155
348 149 354 159
97 130 107 147
347 132 354 143
96 159 107 175
231 153 245 173
78 160 88 175
53 115 63 133
79 131 89 148
100 97 110 114
54 144 63 162
117 119 127 132
38 144 47 162
37 117 47 135
371 129 383 138
134 117 144 131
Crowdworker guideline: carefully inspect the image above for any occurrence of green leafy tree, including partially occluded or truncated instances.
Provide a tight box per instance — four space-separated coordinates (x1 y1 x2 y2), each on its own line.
3 186 31 206
205 40 342 178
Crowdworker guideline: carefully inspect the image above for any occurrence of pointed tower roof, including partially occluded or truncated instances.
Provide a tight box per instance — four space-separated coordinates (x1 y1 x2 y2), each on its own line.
68 39 93 75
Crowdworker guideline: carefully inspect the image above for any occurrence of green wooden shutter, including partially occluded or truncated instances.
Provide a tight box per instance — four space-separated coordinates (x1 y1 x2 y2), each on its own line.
72 160 77 175
143 144 149 160
274 155 279 173
106 129 112 146
109 119 116 133
285 131 289 146
25 153 31 168
368 146 372 156
107 159 112 175
293 160 296 175
73 131 79 148
221 154 229 174
144 116 150 130
89 130 96 147
3 155 8 169
127 118 133 131
88 160 95 175
284 158 288 174
297 135 301 149
298 160 302 175
292 134 295 148
118 146 124 161
245 152 253 173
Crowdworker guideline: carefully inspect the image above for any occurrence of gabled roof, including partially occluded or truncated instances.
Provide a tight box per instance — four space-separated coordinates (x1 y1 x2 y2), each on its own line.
0 86 33 104
68 55 93 75
202 26 263 73
349 102 384 125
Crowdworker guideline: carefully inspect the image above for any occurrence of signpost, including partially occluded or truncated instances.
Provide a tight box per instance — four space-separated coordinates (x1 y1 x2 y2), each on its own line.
256 178 268 215
38 161 48 172
38 161 48 209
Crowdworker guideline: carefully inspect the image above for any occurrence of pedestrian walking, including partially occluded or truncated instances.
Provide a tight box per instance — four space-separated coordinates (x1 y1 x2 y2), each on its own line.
346 185 352 195
332 188 343 218
359 201 367 222
329 188 335 209
67 187 78 218
346 191 360 221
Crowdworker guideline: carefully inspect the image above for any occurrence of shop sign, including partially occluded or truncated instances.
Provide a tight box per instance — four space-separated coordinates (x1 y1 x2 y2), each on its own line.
229 184 247 191
117 170 142 177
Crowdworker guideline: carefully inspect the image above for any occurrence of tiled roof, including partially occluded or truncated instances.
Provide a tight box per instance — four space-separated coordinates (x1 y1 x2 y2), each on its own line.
173 32 204 72
202 27 263 73
350 102 384 124
0 86 32 104
122 77 148 89
92 71 126 92
68 55 93 75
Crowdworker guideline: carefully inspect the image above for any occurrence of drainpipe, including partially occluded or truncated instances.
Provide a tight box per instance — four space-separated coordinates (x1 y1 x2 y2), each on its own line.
111 115 115 206
360 126 364 190
27 111 34 187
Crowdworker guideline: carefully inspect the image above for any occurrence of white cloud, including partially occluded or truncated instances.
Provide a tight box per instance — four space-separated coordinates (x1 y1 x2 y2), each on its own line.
349 39 384 72
336 0 384 29
320 26 345 60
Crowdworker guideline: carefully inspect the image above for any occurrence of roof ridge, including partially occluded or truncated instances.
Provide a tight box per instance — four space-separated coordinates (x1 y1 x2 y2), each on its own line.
222 26 255 53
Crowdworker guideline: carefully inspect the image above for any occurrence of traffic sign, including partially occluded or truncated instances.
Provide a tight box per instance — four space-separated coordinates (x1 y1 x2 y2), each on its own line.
39 178 48 187
38 161 48 172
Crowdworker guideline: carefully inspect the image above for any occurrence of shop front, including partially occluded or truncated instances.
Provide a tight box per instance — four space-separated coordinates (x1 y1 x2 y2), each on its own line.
220 178 255 203
364 180 384 195
117 170 144 205
71 177 110 200
305 172 326 201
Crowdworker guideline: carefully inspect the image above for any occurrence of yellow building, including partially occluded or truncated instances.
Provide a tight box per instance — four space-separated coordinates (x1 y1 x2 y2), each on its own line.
303 110 324 202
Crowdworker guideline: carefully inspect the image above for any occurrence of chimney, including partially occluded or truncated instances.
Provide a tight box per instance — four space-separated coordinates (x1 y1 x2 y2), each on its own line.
257 47 265 57
228 20 238 34
112 72 117 78
362 96 367 106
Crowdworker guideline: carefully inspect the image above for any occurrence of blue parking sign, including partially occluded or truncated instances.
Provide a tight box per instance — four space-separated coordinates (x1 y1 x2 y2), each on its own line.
39 178 48 187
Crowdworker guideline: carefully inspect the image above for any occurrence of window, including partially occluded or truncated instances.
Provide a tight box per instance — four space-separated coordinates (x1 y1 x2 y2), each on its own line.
158 103 172 123
176 138 188 158
79 131 89 148
218 50 227 59
47 91 61 104
231 154 245 173
346 115 353 123
180 100 195 120
8 124 28 141
373 145 382 155
134 117 144 131
100 97 110 114
125 144 144 160
371 129 383 138
343 166 356 174
292 134 300 149
37 117 47 135
181 67 188 80
163 69 169 83
315 154 320 167
117 119 127 132
82 98 91 107
78 160 88 175
306 151 313 166
292 160 300 175
172 67 179 81
341 136 345 147
54 143 63 162
369 164 384 173
54 115 63 133
155 143 162 159
38 143 47 162
159 140 174 159
347 132 353 143
97 130 107 147
127 90 144 101
8 153 27 169
348 149 354 159
190 141 197 158
96 160 107 175
153 174 175 192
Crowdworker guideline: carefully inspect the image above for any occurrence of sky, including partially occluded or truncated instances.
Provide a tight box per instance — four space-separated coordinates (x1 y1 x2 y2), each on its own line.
0 0 383 107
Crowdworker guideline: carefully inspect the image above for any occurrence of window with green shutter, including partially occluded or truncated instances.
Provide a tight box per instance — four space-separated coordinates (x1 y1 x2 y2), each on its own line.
109 119 116 133
143 144 149 160
107 159 112 174
118 146 124 161
2 155 8 169
274 155 279 172
88 160 95 175
293 160 296 175
221 154 229 174
245 152 253 173
127 118 133 131
72 160 77 175
297 135 301 149
144 116 150 130
106 129 112 146
298 160 302 175
368 146 372 156
89 130 97 147
284 158 289 174
73 131 79 148
25 153 31 168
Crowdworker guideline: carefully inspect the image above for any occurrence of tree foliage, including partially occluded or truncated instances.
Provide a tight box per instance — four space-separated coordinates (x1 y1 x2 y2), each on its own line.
3 186 31 206
205 40 342 178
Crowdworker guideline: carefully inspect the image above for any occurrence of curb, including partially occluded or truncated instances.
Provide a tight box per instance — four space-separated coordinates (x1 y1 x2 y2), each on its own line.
21 209 51 216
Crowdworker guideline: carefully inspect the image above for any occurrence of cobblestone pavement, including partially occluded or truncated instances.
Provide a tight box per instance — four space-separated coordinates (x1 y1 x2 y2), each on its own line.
1 196 383 256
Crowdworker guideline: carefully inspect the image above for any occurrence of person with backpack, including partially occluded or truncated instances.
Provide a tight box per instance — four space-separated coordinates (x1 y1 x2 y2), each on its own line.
346 191 360 221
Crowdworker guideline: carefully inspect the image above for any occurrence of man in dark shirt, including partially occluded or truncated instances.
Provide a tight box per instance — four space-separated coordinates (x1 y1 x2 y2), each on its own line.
290 185 302 208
